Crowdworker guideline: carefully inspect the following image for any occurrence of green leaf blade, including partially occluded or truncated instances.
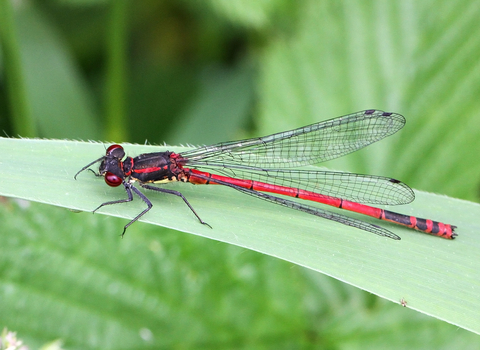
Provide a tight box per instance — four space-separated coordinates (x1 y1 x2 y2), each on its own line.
1 137 478 335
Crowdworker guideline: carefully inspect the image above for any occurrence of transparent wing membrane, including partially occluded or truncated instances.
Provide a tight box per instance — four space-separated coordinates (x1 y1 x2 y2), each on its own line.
182 110 405 168
181 110 410 206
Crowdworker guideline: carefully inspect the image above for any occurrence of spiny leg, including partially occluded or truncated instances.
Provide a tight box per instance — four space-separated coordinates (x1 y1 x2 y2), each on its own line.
122 184 153 236
91 182 153 237
139 183 212 228
92 182 134 213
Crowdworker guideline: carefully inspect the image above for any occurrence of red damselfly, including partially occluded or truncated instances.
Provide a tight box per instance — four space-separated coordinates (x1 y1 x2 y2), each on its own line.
74 109 456 240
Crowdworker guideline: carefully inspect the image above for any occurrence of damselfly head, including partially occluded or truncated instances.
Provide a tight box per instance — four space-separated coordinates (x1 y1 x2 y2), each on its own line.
99 144 126 187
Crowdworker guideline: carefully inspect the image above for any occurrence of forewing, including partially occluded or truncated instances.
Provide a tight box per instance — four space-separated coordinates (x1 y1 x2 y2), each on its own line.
181 110 405 168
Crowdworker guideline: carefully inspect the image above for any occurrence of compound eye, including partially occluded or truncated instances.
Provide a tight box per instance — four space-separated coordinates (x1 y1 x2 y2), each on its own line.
106 144 125 159
104 172 123 187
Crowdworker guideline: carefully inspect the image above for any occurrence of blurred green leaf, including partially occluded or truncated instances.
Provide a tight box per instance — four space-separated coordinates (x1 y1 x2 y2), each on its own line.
258 0 480 201
15 3 100 139
167 63 254 145
2 200 477 348
204 0 290 29
0 0 35 136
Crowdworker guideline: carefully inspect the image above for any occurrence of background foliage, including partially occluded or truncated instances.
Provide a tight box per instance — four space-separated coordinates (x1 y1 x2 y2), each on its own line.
1 0 480 349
